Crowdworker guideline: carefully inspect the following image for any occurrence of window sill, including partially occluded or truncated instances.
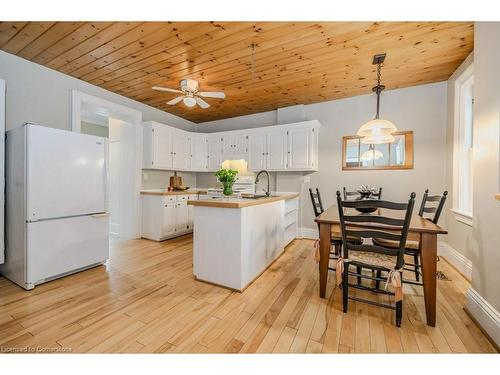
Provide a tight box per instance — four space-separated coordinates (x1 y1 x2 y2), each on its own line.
450 208 473 227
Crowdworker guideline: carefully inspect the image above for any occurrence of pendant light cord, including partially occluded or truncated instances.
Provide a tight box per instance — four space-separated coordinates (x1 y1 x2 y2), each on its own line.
375 62 382 119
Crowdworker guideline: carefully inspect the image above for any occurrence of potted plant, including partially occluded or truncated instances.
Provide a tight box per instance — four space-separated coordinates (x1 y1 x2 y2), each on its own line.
215 168 238 196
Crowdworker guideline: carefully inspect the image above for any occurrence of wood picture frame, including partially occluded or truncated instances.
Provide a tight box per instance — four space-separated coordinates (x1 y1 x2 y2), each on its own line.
342 130 414 170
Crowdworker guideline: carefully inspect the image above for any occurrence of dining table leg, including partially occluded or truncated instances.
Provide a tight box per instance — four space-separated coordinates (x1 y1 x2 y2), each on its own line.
319 222 331 298
420 232 437 327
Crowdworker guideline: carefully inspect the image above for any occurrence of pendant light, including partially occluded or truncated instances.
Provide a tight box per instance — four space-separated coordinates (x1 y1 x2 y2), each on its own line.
357 53 397 144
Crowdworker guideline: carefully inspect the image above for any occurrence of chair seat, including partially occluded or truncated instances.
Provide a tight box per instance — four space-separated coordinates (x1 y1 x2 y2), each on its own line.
348 251 397 270
331 230 362 243
372 237 420 250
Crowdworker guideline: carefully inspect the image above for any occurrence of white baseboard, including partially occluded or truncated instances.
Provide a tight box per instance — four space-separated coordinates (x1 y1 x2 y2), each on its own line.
298 227 318 239
467 287 500 347
438 241 472 280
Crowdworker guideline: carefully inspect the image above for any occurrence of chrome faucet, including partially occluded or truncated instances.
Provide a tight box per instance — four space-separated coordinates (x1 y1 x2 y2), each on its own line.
255 170 271 197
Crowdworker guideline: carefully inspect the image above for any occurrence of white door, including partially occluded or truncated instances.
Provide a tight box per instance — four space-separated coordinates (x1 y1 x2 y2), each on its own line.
172 131 190 170
162 203 177 238
26 214 109 284
267 129 288 170
207 135 222 171
287 126 313 170
247 132 267 171
175 202 189 232
190 134 208 171
152 123 172 169
27 125 107 221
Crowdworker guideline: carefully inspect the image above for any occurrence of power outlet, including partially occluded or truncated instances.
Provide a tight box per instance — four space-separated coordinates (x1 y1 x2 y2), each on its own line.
303 176 310 183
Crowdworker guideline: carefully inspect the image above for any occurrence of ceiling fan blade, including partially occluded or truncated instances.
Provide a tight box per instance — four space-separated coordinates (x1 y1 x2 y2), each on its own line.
167 96 184 105
196 96 210 109
152 86 183 94
198 91 226 99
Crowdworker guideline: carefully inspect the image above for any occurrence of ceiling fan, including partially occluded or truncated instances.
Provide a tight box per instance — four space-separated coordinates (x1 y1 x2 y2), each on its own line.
152 79 226 109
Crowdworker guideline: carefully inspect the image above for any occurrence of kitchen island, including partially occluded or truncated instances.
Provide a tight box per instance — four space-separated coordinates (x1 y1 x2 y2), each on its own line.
188 193 299 291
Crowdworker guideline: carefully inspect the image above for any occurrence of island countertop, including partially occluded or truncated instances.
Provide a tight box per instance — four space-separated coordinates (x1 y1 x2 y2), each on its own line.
140 189 208 196
187 192 299 208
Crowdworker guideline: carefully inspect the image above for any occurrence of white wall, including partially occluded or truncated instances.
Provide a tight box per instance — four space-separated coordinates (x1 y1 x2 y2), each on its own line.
197 82 448 230
0 50 197 191
470 23 500 314
0 51 195 133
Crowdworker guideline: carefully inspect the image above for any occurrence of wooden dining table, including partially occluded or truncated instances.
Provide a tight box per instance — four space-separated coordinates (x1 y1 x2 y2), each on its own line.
315 205 448 327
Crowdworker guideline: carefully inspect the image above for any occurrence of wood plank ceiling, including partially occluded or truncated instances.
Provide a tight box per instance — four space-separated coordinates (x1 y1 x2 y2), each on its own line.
0 22 473 123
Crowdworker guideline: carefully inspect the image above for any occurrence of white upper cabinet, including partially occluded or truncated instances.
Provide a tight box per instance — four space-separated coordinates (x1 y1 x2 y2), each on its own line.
143 122 172 169
287 122 318 170
143 120 319 172
267 129 288 170
171 130 191 170
247 131 267 171
207 134 222 171
221 131 247 161
189 133 208 171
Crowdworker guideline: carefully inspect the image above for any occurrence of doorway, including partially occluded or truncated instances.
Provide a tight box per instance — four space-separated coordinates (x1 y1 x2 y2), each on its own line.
71 91 142 241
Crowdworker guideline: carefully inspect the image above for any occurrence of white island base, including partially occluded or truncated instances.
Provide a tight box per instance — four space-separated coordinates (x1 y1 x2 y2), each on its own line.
191 194 298 291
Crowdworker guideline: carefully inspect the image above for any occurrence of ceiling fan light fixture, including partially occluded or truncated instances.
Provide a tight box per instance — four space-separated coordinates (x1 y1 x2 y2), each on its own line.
183 96 197 107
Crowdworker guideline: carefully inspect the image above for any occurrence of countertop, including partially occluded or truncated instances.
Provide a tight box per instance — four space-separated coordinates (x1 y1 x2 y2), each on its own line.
187 192 299 208
140 189 208 196
496 193 500 201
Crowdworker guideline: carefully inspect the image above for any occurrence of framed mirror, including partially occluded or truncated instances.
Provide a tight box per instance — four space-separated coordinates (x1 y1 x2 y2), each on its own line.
342 131 413 170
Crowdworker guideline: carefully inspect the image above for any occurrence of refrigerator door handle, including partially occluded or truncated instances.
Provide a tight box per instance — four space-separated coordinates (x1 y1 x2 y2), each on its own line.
91 213 110 218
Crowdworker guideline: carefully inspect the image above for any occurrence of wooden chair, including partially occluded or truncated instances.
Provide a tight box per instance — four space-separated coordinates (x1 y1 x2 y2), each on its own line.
343 187 383 200
373 189 447 284
336 191 416 327
309 188 362 266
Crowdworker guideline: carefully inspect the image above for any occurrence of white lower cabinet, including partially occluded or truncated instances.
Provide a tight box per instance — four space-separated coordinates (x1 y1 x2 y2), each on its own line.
142 194 197 241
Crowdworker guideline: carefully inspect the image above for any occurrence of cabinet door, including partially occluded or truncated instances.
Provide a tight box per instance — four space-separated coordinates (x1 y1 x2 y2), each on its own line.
222 133 236 155
190 134 208 171
287 126 314 170
234 132 248 155
267 129 288 170
207 135 222 171
247 132 267 171
172 131 191 170
152 124 172 169
175 202 189 232
162 203 177 238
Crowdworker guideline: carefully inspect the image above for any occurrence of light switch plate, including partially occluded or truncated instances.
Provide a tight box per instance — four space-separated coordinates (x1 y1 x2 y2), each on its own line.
303 176 310 183
143 172 149 181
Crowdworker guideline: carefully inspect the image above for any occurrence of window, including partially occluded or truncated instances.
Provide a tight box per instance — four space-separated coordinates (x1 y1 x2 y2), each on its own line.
452 65 474 225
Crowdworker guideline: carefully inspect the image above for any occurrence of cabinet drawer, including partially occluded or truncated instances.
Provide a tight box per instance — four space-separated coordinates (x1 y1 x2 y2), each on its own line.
188 194 198 200
177 195 189 201
162 195 177 204
285 197 299 213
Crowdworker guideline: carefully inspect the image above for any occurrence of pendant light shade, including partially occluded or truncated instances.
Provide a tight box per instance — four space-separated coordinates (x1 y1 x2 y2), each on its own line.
358 119 397 144
357 53 397 144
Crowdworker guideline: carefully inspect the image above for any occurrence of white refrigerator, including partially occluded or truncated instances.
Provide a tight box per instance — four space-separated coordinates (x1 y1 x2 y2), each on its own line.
0 123 109 290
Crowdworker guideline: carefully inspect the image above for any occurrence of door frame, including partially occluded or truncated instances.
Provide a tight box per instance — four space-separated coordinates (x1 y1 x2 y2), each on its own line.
0 79 5 261
71 90 143 240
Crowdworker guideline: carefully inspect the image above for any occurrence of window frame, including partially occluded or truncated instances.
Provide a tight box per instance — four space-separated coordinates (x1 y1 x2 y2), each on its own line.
452 64 474 226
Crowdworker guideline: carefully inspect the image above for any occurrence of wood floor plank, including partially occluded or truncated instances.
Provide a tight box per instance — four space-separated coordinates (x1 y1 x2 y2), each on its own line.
0 237 495 354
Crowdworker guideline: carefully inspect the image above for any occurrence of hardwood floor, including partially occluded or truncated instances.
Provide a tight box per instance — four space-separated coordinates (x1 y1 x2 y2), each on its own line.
0 236 496 353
